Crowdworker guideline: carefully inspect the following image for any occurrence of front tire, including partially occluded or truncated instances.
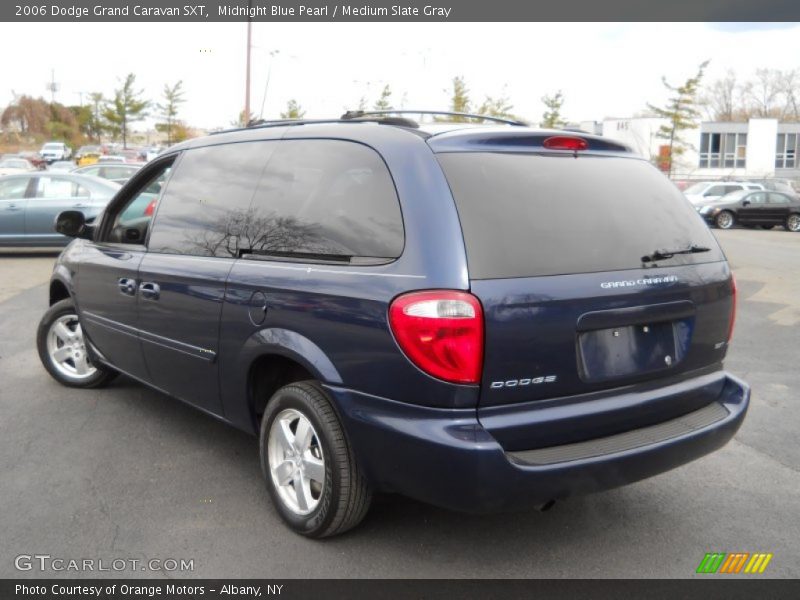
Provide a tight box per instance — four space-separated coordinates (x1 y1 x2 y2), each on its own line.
37 299 118 388
786 213 800 232
715 210 735 229
260 381 371 538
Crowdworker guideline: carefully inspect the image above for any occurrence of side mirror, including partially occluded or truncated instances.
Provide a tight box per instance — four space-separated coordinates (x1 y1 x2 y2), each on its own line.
742 200 751 206
55 210 92 239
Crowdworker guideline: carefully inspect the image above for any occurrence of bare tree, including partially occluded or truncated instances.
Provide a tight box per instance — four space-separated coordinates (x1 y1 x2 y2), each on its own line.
179 206 325 258
701 70 737 121
700 68 800 123
779 69 800 122
745 68 784 118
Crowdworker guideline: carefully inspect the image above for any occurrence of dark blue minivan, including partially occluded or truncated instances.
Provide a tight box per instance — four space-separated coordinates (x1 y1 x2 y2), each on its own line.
37 113 749 537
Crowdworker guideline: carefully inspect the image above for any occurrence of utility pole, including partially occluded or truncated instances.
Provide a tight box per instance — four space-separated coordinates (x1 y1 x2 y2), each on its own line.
46 69 59 104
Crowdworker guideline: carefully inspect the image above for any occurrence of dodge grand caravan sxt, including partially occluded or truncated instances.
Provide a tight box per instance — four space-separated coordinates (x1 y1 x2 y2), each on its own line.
37 111 750 537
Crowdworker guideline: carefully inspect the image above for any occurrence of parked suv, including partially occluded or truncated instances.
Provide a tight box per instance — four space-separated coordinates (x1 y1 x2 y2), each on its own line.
39 141 72 164
683 180 763 204
37 113 750 537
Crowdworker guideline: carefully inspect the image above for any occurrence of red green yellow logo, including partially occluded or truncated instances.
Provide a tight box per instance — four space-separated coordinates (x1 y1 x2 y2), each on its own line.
696 552 773 574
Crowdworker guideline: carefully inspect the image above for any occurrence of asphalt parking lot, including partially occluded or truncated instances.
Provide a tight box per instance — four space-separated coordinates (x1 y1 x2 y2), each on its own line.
1 229 799 579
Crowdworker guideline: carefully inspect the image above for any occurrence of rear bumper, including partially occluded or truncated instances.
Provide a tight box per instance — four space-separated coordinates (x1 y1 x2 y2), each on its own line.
325 372 749 513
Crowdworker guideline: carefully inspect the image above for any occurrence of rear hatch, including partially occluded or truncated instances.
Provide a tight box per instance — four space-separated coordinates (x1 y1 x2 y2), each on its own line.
434 143 735 410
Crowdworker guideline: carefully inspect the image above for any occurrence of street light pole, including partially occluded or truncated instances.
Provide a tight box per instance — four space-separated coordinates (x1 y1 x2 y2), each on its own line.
259 50 280 119
244 4 252 126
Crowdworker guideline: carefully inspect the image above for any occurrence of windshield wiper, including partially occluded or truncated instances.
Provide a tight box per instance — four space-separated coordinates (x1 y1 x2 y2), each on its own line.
641 244 710 263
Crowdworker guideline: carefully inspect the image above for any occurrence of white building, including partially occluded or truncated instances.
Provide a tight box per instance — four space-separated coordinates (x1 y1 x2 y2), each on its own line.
601 117 666 162
600 117 800 182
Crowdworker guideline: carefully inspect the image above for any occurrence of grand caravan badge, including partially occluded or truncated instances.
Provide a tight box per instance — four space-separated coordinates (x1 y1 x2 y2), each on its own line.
600 275 678 289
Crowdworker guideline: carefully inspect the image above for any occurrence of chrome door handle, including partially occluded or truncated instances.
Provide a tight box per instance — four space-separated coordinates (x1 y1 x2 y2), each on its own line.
118 278 137 296
6 204 22 211
139 281 160 300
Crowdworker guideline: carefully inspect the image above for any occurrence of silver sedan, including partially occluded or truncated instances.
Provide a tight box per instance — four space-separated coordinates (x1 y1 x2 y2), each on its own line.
0 172 120 246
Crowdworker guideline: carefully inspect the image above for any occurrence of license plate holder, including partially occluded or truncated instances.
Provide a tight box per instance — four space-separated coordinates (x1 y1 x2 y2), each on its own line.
577 321 677 382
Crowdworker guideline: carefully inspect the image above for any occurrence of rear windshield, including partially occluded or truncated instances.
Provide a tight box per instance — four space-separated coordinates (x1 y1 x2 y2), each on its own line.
437 153 724 279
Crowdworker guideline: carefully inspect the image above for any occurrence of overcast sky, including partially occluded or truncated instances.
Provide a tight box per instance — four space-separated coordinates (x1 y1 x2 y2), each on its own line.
1 21 799 130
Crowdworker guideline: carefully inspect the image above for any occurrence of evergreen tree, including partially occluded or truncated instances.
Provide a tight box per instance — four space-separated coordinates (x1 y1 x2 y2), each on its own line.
103 73 149 148
374 85 393 111
156 81 185 145
447 76 470 121
647 61 709 176
87 92 105 141
478 95 515 119
280 99 306 119
541 91 566 128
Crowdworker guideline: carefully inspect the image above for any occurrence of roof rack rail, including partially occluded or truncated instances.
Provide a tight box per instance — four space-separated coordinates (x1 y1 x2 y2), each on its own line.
337 113 421 128
245 118 338 128
341 110 528 127
210 110 528 137
210 118 342 135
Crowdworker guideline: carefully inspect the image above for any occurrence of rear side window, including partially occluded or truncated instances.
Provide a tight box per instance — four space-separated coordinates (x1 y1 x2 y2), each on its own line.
769 193 790 204
705 185 727 196
103 166 134 179
147 141 277 256
248 140 404 260
0 178 28 199
437 153 724 279
33 177 88 199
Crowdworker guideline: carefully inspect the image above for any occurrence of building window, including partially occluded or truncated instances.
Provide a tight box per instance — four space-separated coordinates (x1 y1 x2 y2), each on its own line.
699 132 746 169
776 133 798 169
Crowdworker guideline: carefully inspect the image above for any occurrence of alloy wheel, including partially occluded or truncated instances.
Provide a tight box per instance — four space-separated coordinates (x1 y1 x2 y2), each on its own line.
46 314 97 380
267 408 326 515
716 212 734 229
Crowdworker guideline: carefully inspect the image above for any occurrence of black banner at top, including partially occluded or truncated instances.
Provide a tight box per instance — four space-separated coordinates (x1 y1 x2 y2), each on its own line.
3 0 800 22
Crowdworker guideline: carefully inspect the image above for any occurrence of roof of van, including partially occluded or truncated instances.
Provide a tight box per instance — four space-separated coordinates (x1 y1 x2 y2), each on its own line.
165 117 633 156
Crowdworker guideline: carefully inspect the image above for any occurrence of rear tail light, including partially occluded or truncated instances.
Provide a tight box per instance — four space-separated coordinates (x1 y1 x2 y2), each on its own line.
727 274 737 341
543 136 588 151
144 199 156 216
389 290 484 384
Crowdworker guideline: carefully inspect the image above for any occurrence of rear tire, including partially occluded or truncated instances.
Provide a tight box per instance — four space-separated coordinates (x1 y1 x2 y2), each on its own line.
715 211 735 229
259 381 371 538
786 213 800 232
36 299 117 388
